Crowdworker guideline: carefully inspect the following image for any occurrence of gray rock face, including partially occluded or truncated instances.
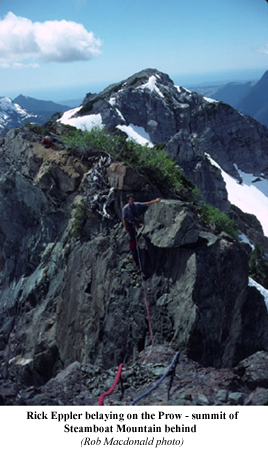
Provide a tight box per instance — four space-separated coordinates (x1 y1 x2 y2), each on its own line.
2 346 268 406
142 200 200 247
74 68 268 214
235 351 268 389
0 126 267 391
0 86 268 404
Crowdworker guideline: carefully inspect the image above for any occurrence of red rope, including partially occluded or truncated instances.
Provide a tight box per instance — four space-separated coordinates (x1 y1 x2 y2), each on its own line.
142 281 154 346
98 363 123 406
135 229 154 346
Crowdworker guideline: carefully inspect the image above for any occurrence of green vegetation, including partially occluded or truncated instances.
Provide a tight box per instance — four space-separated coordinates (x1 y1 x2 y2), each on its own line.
71 198 87 237
64 126 238 239
63 126 194 195
249 245 268 289
198 202 239 240
24 123 48 135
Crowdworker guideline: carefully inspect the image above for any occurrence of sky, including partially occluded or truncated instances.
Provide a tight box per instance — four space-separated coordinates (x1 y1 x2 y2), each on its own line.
0 0 268 102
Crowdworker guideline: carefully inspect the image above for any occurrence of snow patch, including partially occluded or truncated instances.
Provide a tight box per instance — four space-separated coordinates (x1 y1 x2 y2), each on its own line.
58 106 82 122
182 87 192 94
0 97 14 111
116 123 153 147
137 76 164 98
175 86 192 94
249 277 268 312
109 97 116 106
116 108 125 121
206 154 268 237
204 97 218 104
0 96 34 128
107 97 126 121
178 103 190 109
58 107 104 131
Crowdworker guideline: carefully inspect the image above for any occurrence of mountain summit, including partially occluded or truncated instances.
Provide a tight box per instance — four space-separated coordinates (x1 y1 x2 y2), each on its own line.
59 68 268 237
0 68 268 405
13 94 70 116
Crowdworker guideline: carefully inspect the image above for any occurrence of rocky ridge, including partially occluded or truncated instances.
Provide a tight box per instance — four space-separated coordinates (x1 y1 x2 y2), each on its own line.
70 68 268 213
0 70 268 405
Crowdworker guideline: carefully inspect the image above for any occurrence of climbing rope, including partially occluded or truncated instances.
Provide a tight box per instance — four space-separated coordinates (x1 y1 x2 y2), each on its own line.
135 229 154 346
98 217 180 405
130 351 180 405
98 363 123 406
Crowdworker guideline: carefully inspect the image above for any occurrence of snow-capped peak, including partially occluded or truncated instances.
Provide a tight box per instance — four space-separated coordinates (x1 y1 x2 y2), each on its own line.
137 75 165 98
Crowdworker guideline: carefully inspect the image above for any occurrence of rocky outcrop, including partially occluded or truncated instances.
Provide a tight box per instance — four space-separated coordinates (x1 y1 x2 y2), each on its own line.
2 346 268 406
68 68 268 215
231 205 268 251
0 96 268 404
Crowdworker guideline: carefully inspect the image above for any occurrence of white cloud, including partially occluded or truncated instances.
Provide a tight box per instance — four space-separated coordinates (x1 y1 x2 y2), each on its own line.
0 12 102 67
255 44 268 55
10 63 40 70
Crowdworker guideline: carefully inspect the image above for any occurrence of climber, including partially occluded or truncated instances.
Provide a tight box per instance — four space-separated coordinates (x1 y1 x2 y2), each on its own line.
122 194 161 265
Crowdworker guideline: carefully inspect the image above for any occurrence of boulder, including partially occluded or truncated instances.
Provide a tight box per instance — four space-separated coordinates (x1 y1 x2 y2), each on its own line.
244 388 268 405
106 162 147 191
234 351 268 389
142 200 200 247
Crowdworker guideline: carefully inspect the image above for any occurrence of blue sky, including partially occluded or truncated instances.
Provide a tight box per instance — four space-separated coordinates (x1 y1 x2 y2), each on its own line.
0 0 268 101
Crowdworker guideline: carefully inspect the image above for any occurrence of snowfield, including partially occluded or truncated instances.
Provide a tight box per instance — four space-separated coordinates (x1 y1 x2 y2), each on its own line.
58 107 268 239
58 107 154 147
137 75 164 98
59 107 104 130
206 154 268 237
249 278 268 312
116 123 154 147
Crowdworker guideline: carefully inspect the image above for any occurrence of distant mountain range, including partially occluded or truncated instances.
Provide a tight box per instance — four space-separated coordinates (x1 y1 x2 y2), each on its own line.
0 95 72 136
1 70 268 137
235 71 268 126
13 94 70 115
0 97 36 136
192 70 268 127
191 81 255 104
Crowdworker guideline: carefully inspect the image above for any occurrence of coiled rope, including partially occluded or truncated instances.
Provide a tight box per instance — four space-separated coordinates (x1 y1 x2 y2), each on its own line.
98 363 123 406
130 351 180 405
